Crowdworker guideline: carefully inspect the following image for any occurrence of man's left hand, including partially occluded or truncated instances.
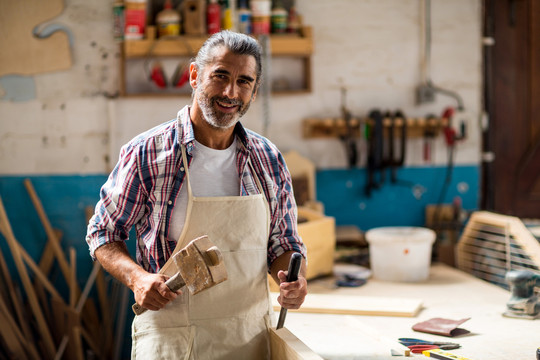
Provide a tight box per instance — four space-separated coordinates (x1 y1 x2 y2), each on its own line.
277 270 307 310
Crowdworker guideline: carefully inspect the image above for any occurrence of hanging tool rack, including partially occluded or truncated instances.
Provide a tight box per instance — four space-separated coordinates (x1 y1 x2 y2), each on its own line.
302 116 448 139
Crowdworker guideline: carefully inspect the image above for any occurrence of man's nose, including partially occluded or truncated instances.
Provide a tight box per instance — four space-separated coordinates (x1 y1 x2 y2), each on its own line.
223 81 238 98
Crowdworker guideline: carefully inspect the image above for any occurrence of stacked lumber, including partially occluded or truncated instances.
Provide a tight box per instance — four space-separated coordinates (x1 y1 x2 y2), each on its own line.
0 179 128 360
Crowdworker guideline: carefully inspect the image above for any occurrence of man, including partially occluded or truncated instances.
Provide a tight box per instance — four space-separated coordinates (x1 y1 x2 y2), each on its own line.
86 31 307 359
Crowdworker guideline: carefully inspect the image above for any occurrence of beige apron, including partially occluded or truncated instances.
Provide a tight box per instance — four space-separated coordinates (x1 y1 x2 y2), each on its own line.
132 145 274 360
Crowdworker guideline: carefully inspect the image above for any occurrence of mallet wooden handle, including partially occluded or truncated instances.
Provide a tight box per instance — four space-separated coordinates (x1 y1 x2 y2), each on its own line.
132 272 186 315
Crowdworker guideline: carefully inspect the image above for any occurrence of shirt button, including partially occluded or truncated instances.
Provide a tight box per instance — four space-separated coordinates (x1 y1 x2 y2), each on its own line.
168 200 173 205
180 167 184 171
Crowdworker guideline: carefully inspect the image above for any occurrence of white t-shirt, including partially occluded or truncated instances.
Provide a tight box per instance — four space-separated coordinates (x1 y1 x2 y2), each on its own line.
169 138 239 241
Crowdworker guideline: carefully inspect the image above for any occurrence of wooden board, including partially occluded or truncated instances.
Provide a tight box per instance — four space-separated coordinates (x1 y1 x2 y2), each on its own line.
271 292 423 317
269 327 323 360
0 0 71 76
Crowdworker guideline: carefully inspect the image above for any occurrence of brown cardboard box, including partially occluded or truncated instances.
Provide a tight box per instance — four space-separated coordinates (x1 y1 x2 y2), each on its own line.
298 207 335 280
269 207 335 291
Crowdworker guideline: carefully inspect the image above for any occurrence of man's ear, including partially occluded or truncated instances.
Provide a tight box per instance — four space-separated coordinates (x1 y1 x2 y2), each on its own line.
251 85 258 101
189 63 198 89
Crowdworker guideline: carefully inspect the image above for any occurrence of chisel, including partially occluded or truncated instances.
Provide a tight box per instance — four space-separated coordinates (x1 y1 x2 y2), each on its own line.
276 252 302 329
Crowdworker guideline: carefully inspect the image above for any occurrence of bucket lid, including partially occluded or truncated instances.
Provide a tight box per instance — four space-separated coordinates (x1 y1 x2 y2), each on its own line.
365 226 436 244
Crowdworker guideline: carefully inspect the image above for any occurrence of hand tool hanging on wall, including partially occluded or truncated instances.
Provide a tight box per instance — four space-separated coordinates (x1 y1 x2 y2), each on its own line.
442 107 467 147
422 114 437 163
365 109 384 196
339 87 358 168
389 110 407 183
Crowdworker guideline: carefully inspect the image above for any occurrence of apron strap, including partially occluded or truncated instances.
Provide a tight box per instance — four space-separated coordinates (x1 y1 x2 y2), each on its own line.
247 156 265 195
180 144 194 199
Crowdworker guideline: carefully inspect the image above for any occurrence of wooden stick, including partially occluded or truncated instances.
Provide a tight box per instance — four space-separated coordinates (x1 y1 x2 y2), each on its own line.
38 228 63 274
0 237 33 342
18 242 63 300
0 306 26 359
71 326 85 360
23 179 74 292
70 247 77 308
0 196 56 358
80 326 101 357
96 270 115 357
0 295 40 359
55 260 102 360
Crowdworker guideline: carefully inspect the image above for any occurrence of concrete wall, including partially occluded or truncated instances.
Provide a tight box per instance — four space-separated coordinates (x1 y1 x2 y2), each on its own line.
0 0 482 174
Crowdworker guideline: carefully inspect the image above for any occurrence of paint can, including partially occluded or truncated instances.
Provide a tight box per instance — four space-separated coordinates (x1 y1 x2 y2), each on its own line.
124 0 147 40
207 0 221 34
250 0 271 35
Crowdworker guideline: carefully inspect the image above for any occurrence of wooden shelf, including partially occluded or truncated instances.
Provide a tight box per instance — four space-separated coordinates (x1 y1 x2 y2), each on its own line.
124 27 313 58
120 26 313 96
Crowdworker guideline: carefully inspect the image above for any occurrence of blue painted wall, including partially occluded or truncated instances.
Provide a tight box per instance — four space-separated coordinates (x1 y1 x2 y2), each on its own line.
316 165 479 231
0 165 479 277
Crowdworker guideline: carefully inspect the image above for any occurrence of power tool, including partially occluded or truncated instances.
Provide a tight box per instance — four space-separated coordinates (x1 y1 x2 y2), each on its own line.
503 270 540 319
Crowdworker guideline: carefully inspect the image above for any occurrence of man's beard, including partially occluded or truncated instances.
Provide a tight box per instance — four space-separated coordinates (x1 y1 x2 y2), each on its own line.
197 88 251 130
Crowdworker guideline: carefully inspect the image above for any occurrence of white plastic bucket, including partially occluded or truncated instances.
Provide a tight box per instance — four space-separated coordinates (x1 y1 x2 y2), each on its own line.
365 227 436 282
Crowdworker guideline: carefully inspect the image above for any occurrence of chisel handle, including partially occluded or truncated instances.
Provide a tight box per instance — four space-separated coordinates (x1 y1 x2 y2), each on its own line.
132 272 186 315
276 252 302 329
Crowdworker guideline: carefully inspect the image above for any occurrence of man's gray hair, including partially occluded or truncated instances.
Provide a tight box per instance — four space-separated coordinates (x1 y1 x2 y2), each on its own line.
194 31 263 92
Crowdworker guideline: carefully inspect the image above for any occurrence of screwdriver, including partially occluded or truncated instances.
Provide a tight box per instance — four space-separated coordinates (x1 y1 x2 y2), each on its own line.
276 252 302 329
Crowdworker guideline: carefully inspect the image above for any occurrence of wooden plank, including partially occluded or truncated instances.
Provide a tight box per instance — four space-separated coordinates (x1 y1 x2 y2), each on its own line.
123 27 313 58
0 196 56 358
269 327 323 360
271 292 423 317
0 0 72 76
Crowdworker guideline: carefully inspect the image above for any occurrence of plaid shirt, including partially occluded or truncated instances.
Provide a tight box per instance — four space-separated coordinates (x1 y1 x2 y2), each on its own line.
86 106 305 273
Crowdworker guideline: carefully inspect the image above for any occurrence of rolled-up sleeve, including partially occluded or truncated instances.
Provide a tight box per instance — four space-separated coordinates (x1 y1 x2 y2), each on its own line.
86 143 147 259
266 151 307 267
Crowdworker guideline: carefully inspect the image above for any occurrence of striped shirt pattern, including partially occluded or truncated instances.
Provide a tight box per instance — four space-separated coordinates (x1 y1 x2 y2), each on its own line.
86 106 306 273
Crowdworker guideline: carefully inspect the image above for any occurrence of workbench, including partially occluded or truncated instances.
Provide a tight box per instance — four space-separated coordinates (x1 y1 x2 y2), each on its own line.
278 263 539 360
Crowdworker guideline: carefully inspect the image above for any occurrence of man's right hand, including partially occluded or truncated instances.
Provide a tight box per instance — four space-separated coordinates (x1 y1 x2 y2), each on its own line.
94 242 181 312
132 272 180 311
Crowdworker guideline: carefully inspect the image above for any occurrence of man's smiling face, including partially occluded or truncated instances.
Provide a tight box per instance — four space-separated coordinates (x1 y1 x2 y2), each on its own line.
193 46 258 130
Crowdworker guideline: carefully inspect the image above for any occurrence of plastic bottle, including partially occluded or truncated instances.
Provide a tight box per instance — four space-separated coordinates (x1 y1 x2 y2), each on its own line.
251 0 271 35
221 0 234 30
207 0 221 34
271 0 287 34
237 0 251 34
156 0 181 37
286 5 301 34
